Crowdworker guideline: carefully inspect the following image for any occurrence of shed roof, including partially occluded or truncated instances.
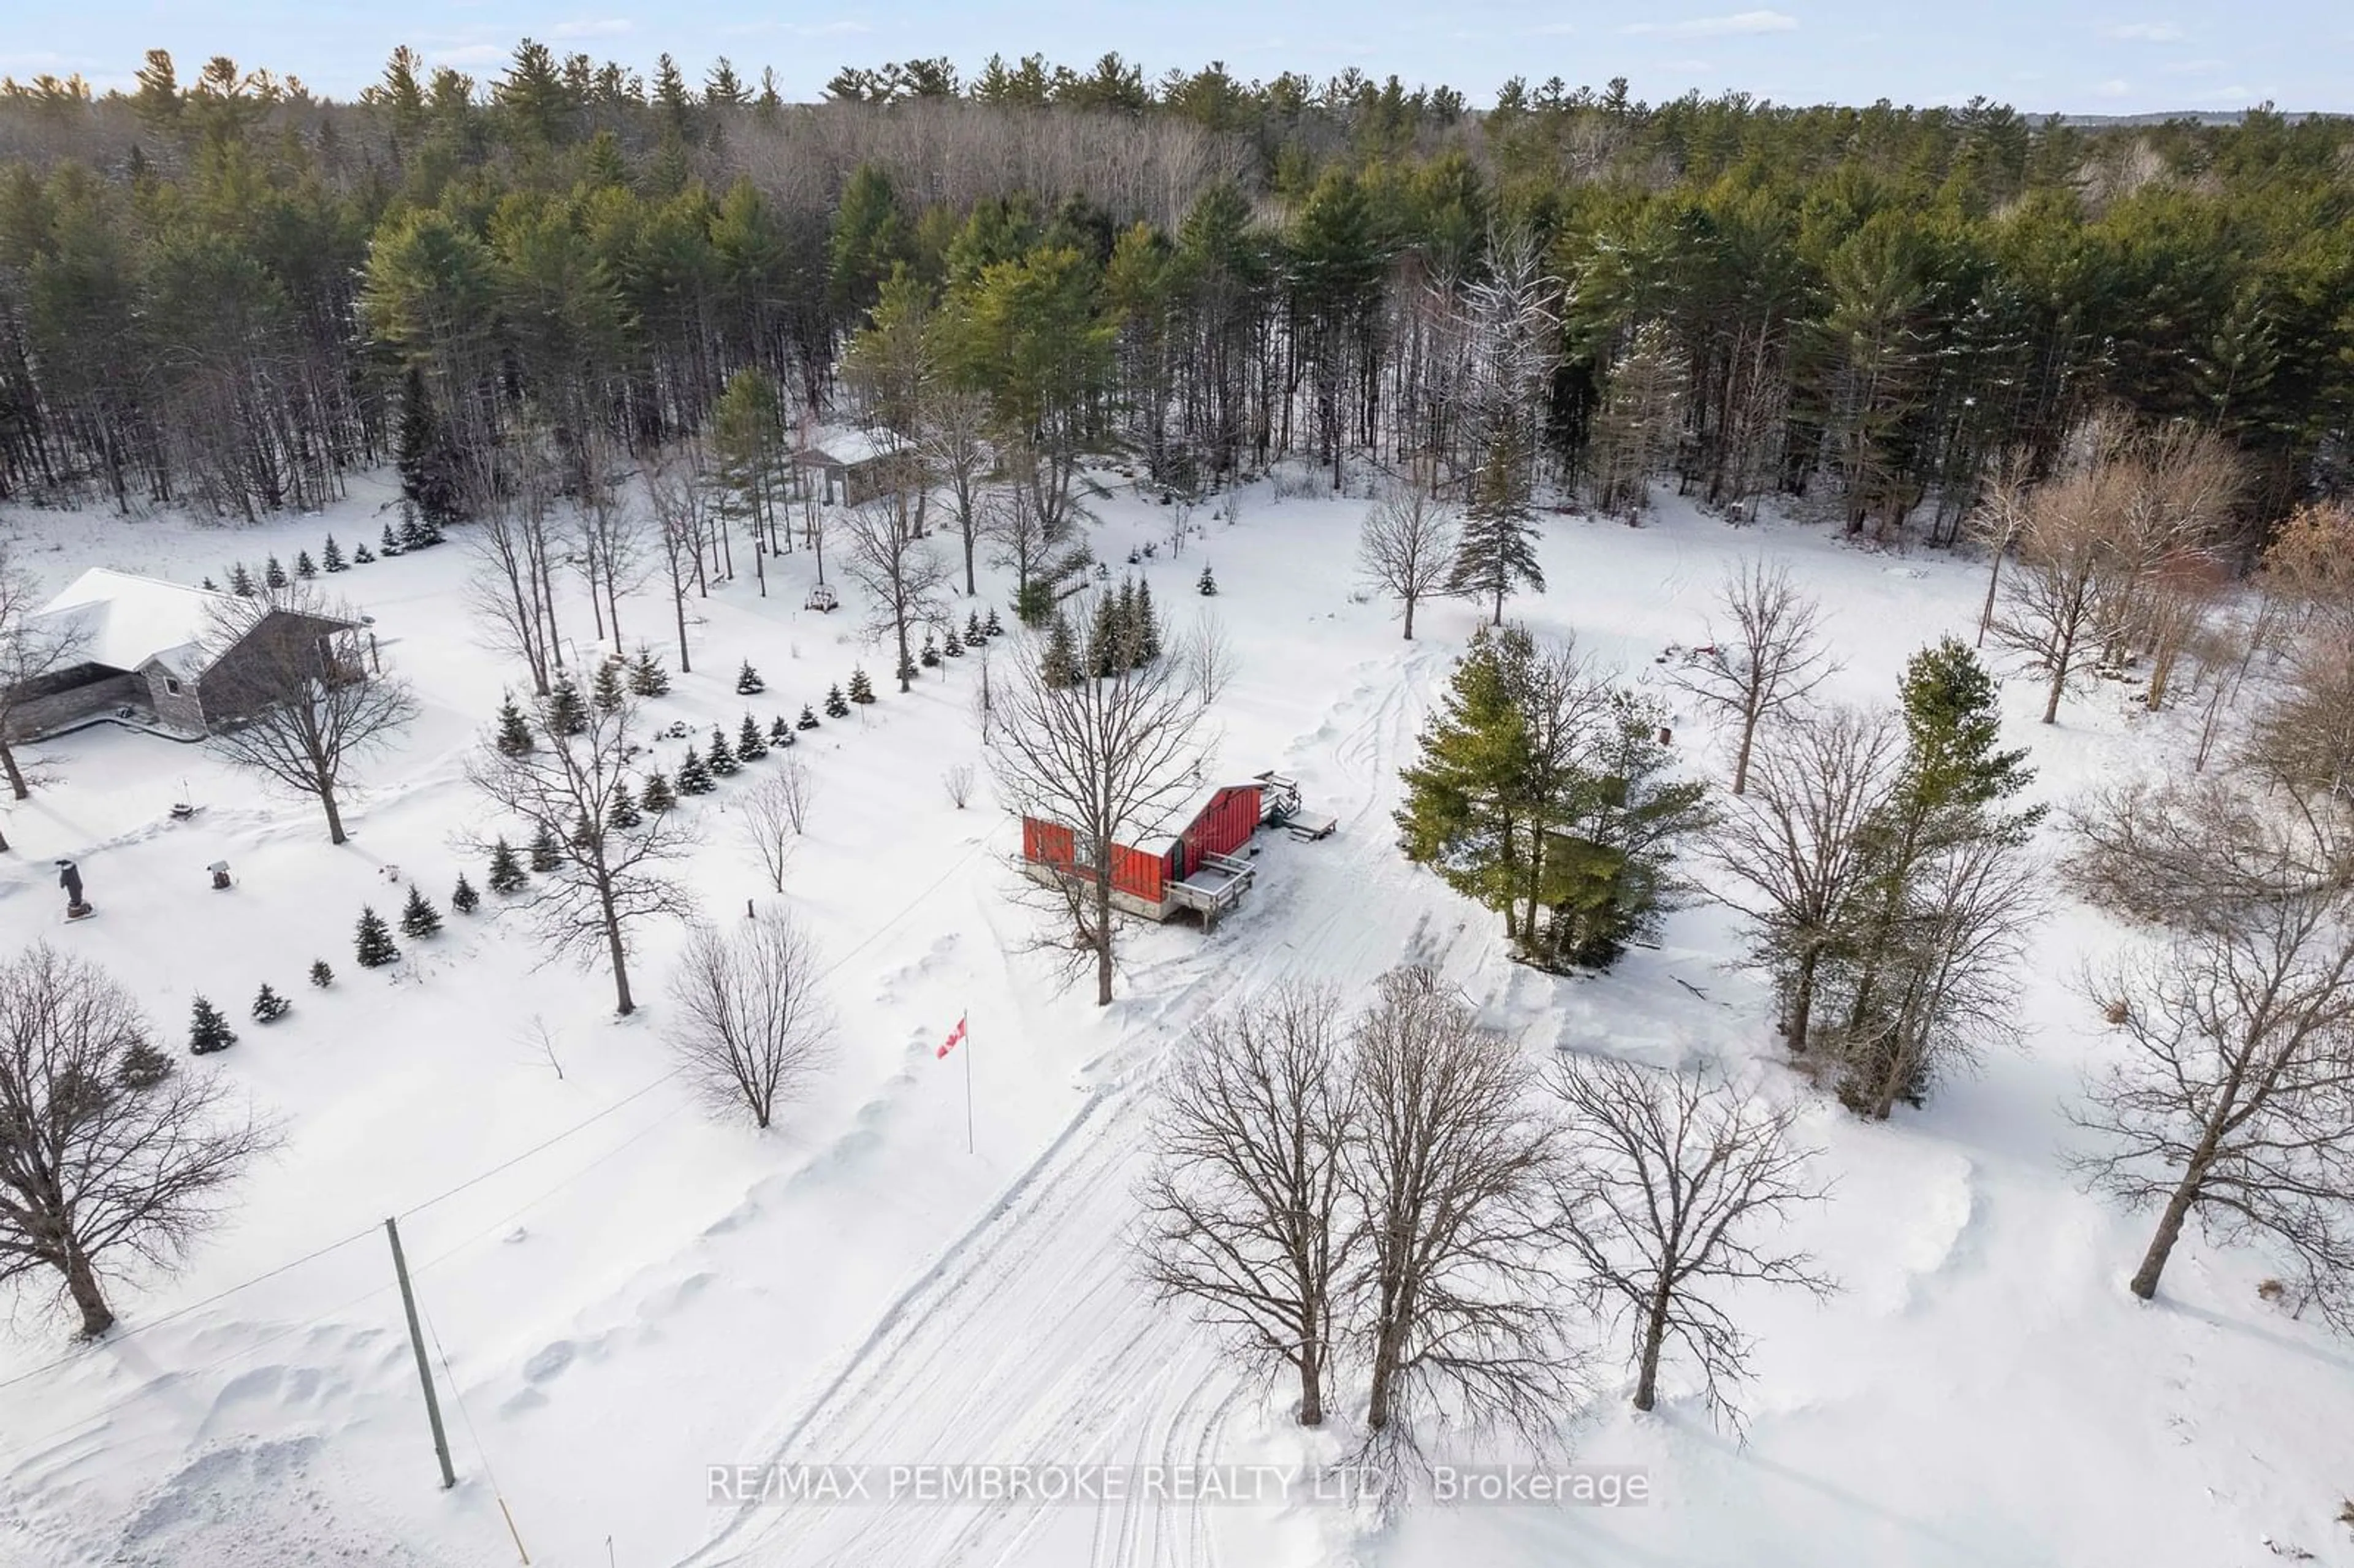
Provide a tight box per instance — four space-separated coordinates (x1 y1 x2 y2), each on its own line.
1132 782 1265 857
36 568 235 680
792 424 902 468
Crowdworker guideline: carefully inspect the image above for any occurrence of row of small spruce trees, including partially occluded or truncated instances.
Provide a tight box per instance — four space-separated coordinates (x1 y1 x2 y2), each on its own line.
203 508 449 596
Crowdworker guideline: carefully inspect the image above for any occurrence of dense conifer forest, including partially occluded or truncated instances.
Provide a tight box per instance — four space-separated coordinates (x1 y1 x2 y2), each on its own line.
0 47 2347 544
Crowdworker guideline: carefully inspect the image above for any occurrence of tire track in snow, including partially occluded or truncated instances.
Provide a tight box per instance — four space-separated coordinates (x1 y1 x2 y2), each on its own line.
679 648 1469 1568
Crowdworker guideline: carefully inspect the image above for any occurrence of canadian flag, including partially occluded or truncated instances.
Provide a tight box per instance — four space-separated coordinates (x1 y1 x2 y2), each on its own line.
937 1015 968 1060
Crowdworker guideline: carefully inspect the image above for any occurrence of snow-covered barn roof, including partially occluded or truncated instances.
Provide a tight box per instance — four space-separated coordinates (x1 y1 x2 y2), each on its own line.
36 568 235 680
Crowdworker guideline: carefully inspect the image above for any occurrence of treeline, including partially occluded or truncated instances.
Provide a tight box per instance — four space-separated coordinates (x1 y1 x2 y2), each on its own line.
0 44 2349 539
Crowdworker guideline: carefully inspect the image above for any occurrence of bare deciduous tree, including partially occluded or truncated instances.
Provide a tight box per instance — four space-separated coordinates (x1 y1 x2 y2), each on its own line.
989 597 1211 1006
737 766 807 892
1669 560 1837 795
0 546 88 805
2071 877 2354 1326
1346 965 1570 1452
1140 982 1358 1426
466 433 569 695
665 912 831 1130
643 455 706 674
2249 631 2354 814
204 589 418 845
1550 1056 1832 1423
1357 485 1458 641
841 498 951 693
466 690 696 1016
1991 465 2117 725
943 763 974 809
921 386 992 597
1708 706 1903 1052
0 945 272 1337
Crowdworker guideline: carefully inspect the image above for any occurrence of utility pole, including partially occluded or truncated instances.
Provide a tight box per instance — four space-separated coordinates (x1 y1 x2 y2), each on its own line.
386 1216 457 1490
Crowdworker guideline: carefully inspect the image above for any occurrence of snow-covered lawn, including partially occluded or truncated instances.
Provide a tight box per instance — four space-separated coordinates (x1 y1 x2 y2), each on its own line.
1 474 2349 1567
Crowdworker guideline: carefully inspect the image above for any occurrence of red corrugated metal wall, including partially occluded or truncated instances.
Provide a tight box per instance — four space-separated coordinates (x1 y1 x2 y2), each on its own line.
1179 786 1262 876
1023 816 1169 903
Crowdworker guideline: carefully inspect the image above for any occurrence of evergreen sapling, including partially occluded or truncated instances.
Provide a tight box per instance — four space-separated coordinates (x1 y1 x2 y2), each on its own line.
707 726 739 775
400 883 442 938
354 906 401 967
736 660 766 695
308 959 335 988
252 983 291 1022
738 714 769 759
451 873 479 915
487 837 528 892
189 995 237 1054
638 769 677 812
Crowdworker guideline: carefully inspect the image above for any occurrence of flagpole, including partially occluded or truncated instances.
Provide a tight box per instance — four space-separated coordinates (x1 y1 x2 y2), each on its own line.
964 1016 974 1155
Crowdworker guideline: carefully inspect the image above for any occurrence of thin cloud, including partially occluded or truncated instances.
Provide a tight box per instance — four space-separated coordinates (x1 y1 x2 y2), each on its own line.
1659 58 1716 72
2091 77 2131 97
2158 57 2226 75
1620 10 1799 38
2191 83 2256 101
550 18 635 40
435 44 509 67
2104 21 2185 41
1529 21 1579 35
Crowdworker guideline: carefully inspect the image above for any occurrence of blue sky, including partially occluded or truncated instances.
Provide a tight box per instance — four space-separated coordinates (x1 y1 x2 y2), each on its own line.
6 2 2347 114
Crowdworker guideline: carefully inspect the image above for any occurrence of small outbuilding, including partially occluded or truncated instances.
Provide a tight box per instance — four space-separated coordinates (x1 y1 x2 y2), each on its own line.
791 424 922 508
1021 780 1270 929
10 569 356 739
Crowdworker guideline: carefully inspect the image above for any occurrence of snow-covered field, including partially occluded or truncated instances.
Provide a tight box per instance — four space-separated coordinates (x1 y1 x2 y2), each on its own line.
2 471 2350 1568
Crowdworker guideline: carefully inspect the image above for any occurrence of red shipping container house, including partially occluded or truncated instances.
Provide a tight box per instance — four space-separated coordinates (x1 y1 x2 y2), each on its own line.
1020 781 1265 928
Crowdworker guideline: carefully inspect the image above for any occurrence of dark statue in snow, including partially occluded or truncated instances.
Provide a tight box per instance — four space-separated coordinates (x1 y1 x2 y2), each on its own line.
56 858 90 918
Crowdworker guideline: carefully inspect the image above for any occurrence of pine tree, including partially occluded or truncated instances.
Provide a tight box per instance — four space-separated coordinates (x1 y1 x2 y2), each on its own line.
189 995 238 1054
451 873 479 915
1043 614 1081 688
639 769 677 812
397 365 465 526
264 555 288 590
848 668 877 704
201 577 218 591
707 726 740 775
529 824 563 871
1133 580 1162 664
308 959 335 988
983 606 1004 638
824 685 850 718
1198 564 1218 596
495 694 535 756
398 503 429 552
738 713 769 760
117 1037 175 1088
487 837 527 893
943 623 965 658
228 562 256 597
1396 626 1533 924
1450 424 1544 624
736 660 766 695
295 550 317 580
920 630 941 668
354 543 376 565
545 677 588 736
966 609 985 644
322 535 346 573
354 906 401 968
607 779 643 828
569 808 596 850
381 521 403 557
252 982 292 1022
801 702 825 729
400 883 442 938
592 660 627 713
769 714 794 745
677 745 714 794
628 645 671 697
1088 594 1122 678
